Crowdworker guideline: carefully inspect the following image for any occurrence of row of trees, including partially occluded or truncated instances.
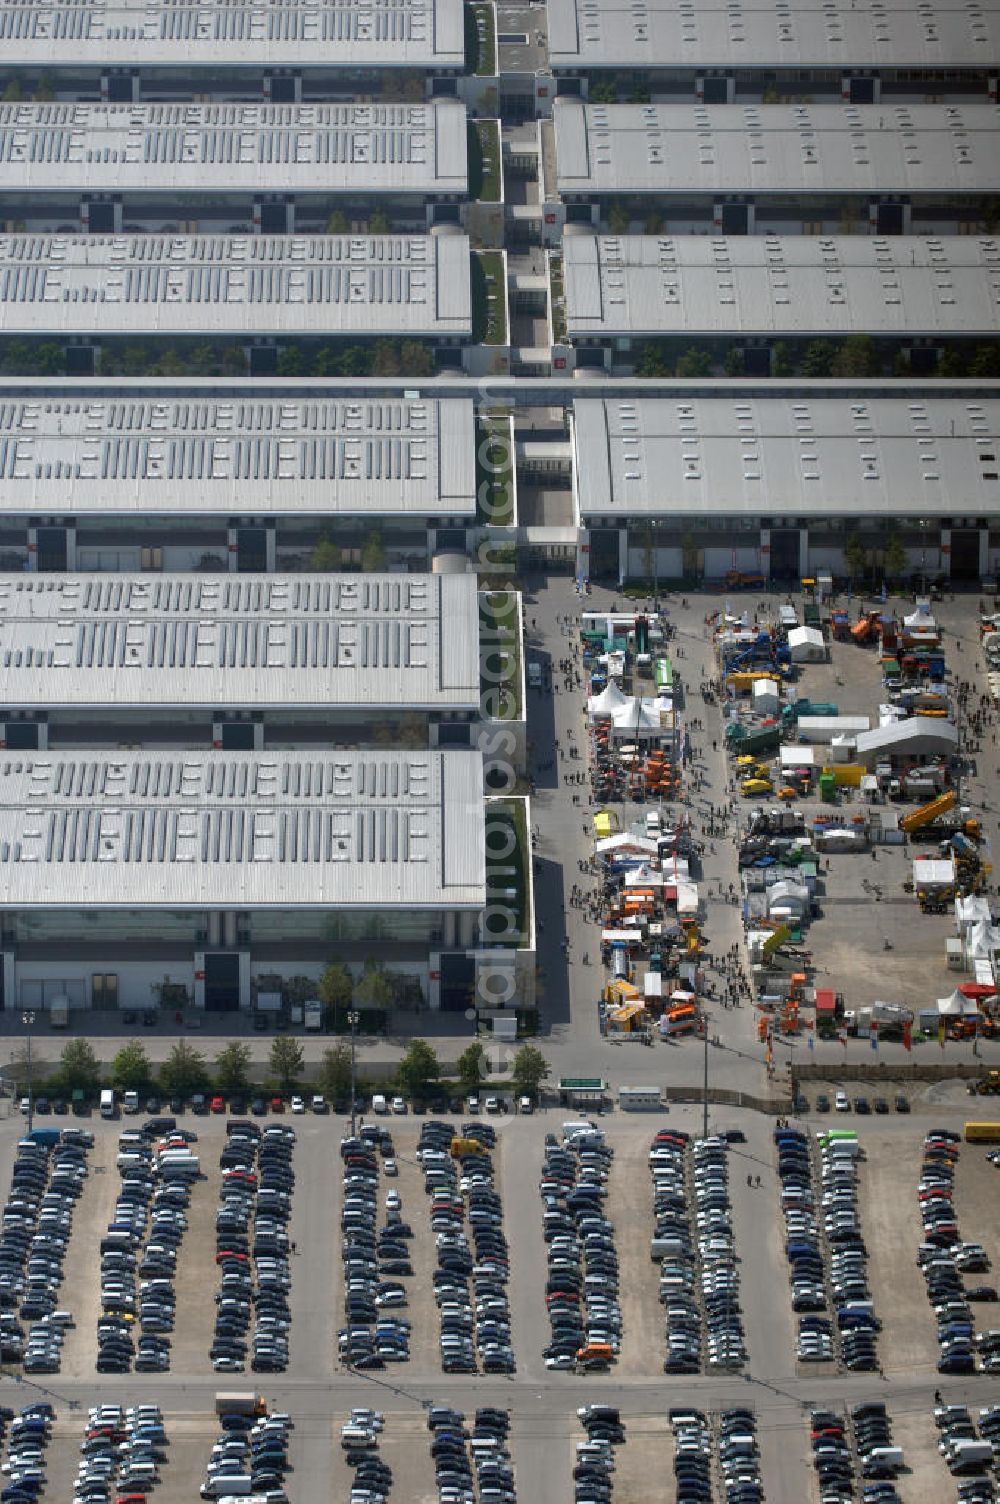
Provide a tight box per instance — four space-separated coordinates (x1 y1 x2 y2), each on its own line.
634 337 1000 380
33 1036 550 1106
309 533 387 574
275 340 436 378
0 338 437 380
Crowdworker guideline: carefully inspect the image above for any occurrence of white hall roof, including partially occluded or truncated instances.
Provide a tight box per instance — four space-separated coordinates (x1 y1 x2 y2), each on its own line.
553 100 1000 197
0 0 466 71
0 100 469 198
546 0 1000 72
0 234 472 340
572 396 1000 519
0 750 486 912
0 572 480 712
563 234 1000 339
0 395 477 518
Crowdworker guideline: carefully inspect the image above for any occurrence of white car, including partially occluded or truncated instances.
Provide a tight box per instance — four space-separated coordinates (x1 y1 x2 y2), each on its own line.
835 1090 850 1112
383 1158 398 1177
290 1095 305 1114
484 1096 500 1115
385 1191 402 1212
391 1096 407 1115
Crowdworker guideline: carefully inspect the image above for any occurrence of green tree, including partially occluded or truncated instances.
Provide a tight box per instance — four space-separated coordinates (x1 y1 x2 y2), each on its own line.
371 341 401 376
510 1044 550 1101
269 1035 304 1095
674 346 713 378
770 341 792 377
35 343 65 375
360 530 386 573
832 334 878 378
52 1038 101 1100
843 531 869 586
276 347 304 377
159 1040 209 1099
636 342 670 378
397 1039 440 1103
398 341 434 377
110 1041 153 1096
368 208 391 234
456 1041 487 1094
937 348 967 379
801 340 835 377
326 209 349 234
121 344 152 376
590 79 618 104
723 347 745 377
883 532 907 581
311 344 342 377
643 211 663 235
354 963 393 1011
151 348 187 378
318 1042 353 1104
310 536 342 571
221 344 247 376
2 81 23 103
318 960 353 1012
340 345 371 377
215 1041 253 1098
33 74 54 102
969 344 1000 379
607 200 630 236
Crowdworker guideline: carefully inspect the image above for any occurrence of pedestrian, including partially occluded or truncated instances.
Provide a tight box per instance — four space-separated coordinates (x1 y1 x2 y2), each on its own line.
755 1174 761 1188
747 1174 752 1188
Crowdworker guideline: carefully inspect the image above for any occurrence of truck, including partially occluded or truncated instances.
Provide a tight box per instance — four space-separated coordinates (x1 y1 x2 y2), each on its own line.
303 1000 323 1032
214 1391 266 1418
100 1088 115 1119
900 790 956 834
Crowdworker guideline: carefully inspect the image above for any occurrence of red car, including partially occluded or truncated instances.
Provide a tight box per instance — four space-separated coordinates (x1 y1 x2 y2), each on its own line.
269 1096 285 1113
210 1095 226 1114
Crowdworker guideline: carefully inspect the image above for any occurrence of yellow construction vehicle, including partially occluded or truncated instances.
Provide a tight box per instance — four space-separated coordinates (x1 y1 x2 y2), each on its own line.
901 791 956 834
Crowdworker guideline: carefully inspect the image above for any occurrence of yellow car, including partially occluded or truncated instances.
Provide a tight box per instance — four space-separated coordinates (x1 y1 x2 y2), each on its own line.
740 778 774 796
735 755 758 768
776 785 798 801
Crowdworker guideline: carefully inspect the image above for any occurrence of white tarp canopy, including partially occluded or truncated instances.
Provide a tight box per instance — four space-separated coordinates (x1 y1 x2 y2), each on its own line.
787 626 826 663
625 864 664 888
767 880 809 914
780 745 816 769
675 880 699 916
608 697 673 740
936 990 979 1017
966 916 1000 960
956 894 992 932
661 854 692 884
595 832 658 858
588 680 629 717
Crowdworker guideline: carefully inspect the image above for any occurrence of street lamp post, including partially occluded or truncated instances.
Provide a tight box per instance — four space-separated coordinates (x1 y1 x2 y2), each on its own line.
702 1006 710 1142
22 1012 35 1135
348 1010 360 1138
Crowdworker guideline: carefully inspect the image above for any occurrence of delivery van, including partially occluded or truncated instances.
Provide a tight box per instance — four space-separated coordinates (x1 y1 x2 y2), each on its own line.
862 1447 903 1473
100 1088 115 1118
201 1475 253 1498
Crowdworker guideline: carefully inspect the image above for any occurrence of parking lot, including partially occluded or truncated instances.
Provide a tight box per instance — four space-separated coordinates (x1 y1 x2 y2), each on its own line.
0 1106 996 1503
